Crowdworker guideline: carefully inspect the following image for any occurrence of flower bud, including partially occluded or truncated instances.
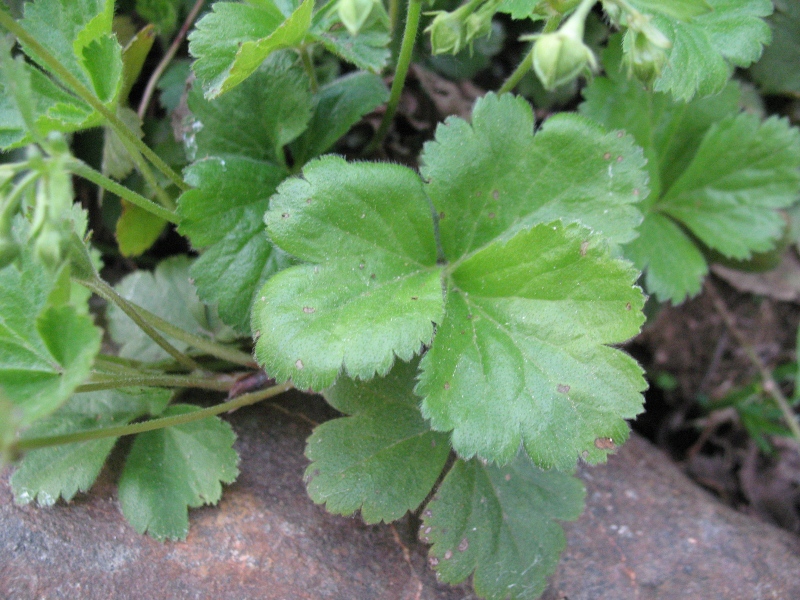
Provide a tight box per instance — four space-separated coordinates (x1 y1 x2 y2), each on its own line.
623 14 670 88
426 11 467 55
465 4 494 43
337 0 377 36
532 31 597 90
33 226 63 270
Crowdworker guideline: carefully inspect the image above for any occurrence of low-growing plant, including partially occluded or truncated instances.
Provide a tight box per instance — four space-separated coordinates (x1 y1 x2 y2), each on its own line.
1 0 799 598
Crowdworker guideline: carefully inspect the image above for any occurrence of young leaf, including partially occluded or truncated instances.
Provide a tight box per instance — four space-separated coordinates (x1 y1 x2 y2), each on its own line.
0 259 101 426
581 47 800 302
189 0 314 99
418 223 646 469
311 7 391 73
421 93 647 258
253 155 444 390
107 255 235 362
179 157 293 333
305 358 450 524
648 0 772 101
421 454 585 600
289 71 389 166
19 0 123 104
115 201 168 258
117 404 239 540
749 0 800 94
186 51 313 164
10 387 171 506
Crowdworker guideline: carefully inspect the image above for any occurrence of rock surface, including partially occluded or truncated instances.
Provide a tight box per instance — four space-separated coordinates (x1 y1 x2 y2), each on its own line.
2 393 799 600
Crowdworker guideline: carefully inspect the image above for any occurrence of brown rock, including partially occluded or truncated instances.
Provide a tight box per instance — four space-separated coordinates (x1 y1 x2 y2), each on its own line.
2 394 799 599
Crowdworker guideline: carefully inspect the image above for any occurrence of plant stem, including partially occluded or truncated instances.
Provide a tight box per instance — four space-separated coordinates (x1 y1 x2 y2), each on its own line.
76 277 202 372
77 372 233 393
16 382 294 451
67 159 178 224
497 14 562 95
0 10 188 192
138 0 206 120
364 0 423 155
388 0 399 37
115 132 176 210
300 44 319 93
706 279 800 445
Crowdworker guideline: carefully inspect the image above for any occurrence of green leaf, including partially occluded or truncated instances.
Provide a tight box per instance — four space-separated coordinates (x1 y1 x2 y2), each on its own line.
118 404 239 540
581 48 800 302
107 255 235 362
0 260 101 426
651 0 772 101
119 24 157 103
186 51 313 164
102 107 143 180
626 0 712 21
10 387 171 506
418 223 646 469
311 8 391 72
20 0 123 104
289 71 389 166
189 0 313 99
421 454 585 600
136 0 182 34
749 0 800 94
496 0 545 21
305 358 450 524
421 93 647 259
179 156 293 332
253 155 444 390
115 201 167 257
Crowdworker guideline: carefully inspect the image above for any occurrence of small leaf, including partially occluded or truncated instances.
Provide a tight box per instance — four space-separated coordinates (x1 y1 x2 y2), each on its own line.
305 358 450 524
289 71 389 166
651 0 773 101
102 106 144 180
253 155 444 390
136 0 181 34
117 404 239 540
421 93 646 259
179 157 293 332
119 24 157 103
422 454 585 600
107 255 235 362
115 201 167 257
0 260 101 426
10 387 171 506
186 51 313 164
189 0 313 98
418 222 646 468
311 9 391 73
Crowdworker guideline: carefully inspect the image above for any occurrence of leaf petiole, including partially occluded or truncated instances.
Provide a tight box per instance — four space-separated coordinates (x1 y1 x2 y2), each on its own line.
15 382 294 451
77 372 234 393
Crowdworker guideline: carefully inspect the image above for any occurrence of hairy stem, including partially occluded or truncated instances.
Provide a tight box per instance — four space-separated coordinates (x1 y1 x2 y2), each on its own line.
115 132 176 210
364 0 423 155
16 382 294 451
138 0 206 120
77 372 234 393
76 277 202 371
0 10 188 192
706 280 800 444
497 14 562 95
67 159 178 224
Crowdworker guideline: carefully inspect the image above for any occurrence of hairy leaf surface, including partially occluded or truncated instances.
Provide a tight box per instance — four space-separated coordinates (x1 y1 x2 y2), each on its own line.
179 157 293 332
421 455 585 600
418 223 646 468
311 9 391 72
254 156 443 390
118 404 239 540
189 0 313 98
11 388 171 506
749 0 800 94
305 359 449 523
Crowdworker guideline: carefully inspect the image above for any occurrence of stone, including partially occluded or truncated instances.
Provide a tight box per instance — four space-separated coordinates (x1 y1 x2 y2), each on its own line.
2 393 799 599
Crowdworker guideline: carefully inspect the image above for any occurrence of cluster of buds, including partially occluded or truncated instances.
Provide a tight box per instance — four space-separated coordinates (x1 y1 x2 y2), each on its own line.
529 0 598 90
425 0 501 55
621 10 671 88
0 135 75 271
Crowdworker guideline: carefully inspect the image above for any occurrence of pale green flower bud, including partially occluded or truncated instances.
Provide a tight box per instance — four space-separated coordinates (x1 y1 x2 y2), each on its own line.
623 13 670 88
426 10 468 55
465 3 495 42
532 31 597 90
337 0 377 36
33 226 63 270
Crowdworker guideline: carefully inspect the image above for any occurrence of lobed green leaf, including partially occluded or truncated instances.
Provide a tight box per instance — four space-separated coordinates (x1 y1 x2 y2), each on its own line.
118 404 239 540
421 454 585 600
305 359 450 524
749 0 800 94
